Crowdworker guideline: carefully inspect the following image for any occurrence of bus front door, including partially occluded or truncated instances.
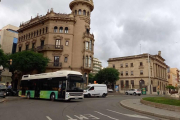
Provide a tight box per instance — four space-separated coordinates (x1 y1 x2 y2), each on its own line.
58 81 66 99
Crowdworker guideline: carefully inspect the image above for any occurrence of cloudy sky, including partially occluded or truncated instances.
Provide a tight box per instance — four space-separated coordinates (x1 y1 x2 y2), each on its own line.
0 0 180 68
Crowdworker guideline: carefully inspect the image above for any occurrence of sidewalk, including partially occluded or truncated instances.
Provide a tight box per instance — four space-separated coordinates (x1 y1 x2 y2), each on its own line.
120 99 180 120
0 98 5 103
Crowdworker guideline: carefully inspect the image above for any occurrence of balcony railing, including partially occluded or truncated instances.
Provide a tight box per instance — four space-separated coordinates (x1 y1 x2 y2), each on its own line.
83 32 94 39
46 62 62 68
36 44 63 51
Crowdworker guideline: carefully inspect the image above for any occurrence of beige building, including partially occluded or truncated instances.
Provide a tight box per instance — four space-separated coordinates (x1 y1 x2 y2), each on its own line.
108 51 169 94
168 68 179 87
0 24 19 84
17 0 95 84
92 58 102 74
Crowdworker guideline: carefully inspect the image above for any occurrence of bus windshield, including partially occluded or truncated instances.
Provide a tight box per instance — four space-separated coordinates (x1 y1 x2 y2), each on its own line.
67 75 83 92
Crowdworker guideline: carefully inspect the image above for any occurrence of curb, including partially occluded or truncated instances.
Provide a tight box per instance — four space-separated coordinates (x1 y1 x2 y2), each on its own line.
0 99 5 103
120 100 180 120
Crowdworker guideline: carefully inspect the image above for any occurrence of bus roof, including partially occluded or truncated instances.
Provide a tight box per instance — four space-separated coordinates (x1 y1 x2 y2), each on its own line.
22 70 82 81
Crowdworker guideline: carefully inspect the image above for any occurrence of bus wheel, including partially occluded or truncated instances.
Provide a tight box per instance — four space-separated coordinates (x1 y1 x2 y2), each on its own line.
50 93 55 101
27 93 30 99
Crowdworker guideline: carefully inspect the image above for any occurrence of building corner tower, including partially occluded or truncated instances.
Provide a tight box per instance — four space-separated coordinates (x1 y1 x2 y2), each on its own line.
69 0 95 85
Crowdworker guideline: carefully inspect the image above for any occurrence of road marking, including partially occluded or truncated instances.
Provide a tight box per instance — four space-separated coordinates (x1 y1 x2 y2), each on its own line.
107 109 155 120
74 115 89 120
66 115 78 120
94 111 119 120
46 116 52 120
84 114 100 119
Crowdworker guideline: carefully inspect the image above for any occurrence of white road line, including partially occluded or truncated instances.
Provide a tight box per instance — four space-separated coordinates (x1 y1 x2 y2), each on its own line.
107 109 155 120
66 115 77 120
74 115 89 120
46 116 52 120
94 111 119 120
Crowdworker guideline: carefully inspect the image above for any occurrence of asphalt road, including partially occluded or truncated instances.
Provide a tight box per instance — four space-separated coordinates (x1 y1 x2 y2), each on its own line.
0 95 165 120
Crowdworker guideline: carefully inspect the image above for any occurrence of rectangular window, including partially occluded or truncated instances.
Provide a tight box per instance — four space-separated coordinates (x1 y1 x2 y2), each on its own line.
54 56 59 66
113 64 115 68
125 80 129 88
19 47 21 52
32 43 35 49
140 62 143 66
64 57 68 63
126 71 128 76
120 64 123 68
26 45 29 50
131 80 134 88
121 80 124 90
126 63 128 67
65 41 69 46
89 40 92 51
85 42 89 50
140 70 143 75
153 87 156 92
41 40 44 47
131 71 133 75
55 39 61 48
131 63 133 67
121 71 123 76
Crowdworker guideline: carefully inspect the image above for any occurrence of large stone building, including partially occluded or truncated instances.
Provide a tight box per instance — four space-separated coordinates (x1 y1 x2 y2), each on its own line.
108 51 169 94
168 68 179 87
0 24 19 84
16 0 95 85
92 58 102 74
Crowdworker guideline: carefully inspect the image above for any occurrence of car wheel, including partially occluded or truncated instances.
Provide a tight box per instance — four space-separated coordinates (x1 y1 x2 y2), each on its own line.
133 92 136 96
27 93 30 99
125 92 128 95
50 93 55 101
138 94 141 96
102 93 106 98
3 96 5 98
88 94 91 98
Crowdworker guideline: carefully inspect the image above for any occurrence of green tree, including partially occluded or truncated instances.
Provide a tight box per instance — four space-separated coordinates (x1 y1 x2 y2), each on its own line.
88 73 94 83
0 46 8 68
9 50 50 89
94 68 119 85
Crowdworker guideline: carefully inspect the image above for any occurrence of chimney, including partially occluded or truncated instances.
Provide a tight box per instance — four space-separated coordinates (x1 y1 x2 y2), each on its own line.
158 51 161 56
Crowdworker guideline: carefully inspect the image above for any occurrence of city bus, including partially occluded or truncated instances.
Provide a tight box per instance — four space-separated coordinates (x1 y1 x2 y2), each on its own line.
19 70 84 101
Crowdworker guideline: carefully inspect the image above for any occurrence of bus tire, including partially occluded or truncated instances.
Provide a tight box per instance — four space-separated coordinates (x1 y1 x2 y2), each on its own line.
50 93 55 101
27 93 30 99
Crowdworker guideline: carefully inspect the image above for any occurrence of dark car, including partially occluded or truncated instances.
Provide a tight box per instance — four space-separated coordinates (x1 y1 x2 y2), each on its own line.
0 89 6 98
6 89 18 96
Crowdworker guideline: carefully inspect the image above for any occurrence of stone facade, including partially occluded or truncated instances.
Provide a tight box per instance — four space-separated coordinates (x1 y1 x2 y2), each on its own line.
168 68 179 87
92 58 102 74
17 0 95 85
108 51 169 94
0 24 19 84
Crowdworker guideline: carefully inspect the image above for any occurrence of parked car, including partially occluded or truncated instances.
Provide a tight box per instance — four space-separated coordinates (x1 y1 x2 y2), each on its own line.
0 89 6 98
125 89 141 96
6 89 18 96
108 88 113 92
84 84 107 97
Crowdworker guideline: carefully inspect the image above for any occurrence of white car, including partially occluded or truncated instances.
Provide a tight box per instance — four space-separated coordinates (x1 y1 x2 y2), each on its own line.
125 89 141 96
108 88 113 92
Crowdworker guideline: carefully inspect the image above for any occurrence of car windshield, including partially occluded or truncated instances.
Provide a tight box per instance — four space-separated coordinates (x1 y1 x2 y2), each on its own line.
85 86 91 90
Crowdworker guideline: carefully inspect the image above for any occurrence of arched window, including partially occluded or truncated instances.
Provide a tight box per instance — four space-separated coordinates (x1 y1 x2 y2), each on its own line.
139 79 145 89
40 29 41 35
54 26 58 33
59 27 63 33
87 12 90 16
89 56 91 67
78 9 82 15
65 27 68 33
83 10 86 16
43 28 44 34
85 56 88 67
86 29 89 34
75 10 77 15
37 30 38 36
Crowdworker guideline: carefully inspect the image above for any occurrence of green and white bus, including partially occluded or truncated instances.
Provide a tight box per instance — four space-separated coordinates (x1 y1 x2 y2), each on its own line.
19 70 84 101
